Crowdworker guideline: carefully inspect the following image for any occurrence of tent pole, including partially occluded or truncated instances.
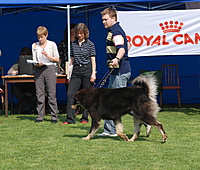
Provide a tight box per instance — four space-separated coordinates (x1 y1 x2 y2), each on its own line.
67 5 70 79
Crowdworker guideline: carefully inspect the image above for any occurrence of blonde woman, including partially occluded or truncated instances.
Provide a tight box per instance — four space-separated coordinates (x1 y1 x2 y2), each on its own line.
32 26 59 123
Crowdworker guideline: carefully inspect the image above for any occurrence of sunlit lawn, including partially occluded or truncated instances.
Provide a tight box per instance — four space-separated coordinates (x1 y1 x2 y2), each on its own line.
0 105 200 170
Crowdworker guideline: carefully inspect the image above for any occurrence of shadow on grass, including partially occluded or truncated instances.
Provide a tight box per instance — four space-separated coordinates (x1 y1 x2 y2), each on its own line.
134 135 166 143
56 115 87 123
62 134 163 143
15 114 82 122
16 115 52 122
63 132 153 142
161 103 200 115
63 134 123 141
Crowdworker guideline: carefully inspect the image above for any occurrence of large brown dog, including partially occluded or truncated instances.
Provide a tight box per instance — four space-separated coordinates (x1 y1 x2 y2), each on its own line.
71 75 167 142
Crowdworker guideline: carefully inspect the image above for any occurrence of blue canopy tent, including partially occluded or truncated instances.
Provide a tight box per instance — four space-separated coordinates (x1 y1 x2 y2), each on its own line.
0 0 199 104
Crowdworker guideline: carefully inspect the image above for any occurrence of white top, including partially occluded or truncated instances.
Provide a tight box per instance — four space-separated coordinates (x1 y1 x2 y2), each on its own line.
32 40 59 65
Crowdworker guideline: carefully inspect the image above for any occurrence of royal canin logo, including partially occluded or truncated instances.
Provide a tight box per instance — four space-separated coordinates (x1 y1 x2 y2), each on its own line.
126 21 200 47
159 21 184 34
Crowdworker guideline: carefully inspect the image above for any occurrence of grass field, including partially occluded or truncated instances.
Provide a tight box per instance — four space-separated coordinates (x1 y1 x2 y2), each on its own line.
0 105 200 170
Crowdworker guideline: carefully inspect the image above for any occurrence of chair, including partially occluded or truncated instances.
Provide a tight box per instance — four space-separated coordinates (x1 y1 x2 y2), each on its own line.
160 64 181 108
0 67 5 111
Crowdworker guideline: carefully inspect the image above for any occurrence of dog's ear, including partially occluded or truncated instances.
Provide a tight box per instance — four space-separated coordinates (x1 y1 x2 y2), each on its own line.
74 95 81 105
74 95 79 101
132 81 142 88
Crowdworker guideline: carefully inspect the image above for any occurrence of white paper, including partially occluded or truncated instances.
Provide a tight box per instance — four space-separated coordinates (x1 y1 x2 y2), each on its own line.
27 59 38 64
26 59 55 66
68 65 73 79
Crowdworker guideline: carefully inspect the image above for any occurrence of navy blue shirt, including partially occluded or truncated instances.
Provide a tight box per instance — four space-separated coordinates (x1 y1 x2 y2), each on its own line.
106 22 131 75
71 39 96 65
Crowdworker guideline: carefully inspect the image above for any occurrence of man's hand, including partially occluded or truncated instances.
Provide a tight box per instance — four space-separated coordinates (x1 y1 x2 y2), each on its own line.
110 58 119 67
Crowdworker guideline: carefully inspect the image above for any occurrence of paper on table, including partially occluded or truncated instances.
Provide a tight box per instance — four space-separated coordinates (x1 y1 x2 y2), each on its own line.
27 59 38 64
26 60 55 66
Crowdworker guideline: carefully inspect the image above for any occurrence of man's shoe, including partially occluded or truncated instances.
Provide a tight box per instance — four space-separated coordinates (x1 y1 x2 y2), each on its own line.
51 120 58 123
61 122 70 125
97 132 117 137
97 132 110 136
34 120 43 123
81 121 88 124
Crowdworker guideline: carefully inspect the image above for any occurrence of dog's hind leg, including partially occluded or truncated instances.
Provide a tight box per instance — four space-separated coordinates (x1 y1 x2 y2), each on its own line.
82 119 101 140
128 116 143 142
114 119 129 141
153 121 167 142
143 123 152 137
144 119 167 142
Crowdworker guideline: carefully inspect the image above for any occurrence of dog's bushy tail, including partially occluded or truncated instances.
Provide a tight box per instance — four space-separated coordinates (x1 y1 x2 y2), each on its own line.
131 75 158 102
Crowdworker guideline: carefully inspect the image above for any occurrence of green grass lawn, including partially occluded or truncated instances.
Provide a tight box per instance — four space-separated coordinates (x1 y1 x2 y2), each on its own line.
0 106 200 170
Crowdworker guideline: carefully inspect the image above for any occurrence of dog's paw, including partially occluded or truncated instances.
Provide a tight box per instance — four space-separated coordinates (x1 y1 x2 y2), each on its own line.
118 133 129 141
124 136 129 141
162 134 167 142
128 139 134 142
128 134 138 141
128 138 136 142
82 137 90 140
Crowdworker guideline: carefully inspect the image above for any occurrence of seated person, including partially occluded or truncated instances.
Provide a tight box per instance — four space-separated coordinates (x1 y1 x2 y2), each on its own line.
7 47 36 114
0 87 4 112
0 90 2 121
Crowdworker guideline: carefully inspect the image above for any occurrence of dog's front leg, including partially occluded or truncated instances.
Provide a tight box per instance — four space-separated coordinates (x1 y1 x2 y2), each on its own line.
128 116 142 142
114 119 129 141
82 119 101 140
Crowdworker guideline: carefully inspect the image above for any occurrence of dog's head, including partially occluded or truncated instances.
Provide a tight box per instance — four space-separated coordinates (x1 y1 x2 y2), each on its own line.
71 88 96 115
71 93 87 115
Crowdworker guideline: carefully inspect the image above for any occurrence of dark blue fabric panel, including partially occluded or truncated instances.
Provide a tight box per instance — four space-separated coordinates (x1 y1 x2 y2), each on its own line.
0 5 199 104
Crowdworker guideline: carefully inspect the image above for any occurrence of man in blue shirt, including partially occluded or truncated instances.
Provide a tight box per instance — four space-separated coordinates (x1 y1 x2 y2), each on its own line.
98 7 131 136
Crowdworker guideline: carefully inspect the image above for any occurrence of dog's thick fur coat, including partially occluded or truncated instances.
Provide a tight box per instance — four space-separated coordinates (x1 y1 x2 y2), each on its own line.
72 75 167 142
